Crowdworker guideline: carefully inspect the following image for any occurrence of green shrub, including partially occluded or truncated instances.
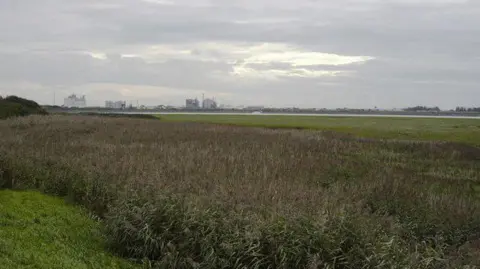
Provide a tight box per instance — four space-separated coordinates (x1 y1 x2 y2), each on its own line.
0 95 47 119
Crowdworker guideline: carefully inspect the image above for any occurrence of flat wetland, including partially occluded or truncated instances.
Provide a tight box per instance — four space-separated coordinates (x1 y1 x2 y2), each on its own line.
1 114 479 268
159 114 480 146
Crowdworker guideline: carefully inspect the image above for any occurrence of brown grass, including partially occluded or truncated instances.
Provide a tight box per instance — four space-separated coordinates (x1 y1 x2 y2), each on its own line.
1 115 480 268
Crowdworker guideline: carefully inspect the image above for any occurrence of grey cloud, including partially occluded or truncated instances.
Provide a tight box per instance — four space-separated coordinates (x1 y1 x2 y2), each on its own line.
0 52 232 89
0 0 479 108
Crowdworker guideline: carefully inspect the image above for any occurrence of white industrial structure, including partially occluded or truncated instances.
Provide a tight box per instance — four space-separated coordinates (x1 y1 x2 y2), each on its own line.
202 98 217 109
185 98 200 109
64 94 86 108
105 100 126 109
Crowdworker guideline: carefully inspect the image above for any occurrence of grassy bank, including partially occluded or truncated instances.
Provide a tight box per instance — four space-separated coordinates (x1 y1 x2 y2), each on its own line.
159 114 480 146
1 115 479 268
0 190 140 269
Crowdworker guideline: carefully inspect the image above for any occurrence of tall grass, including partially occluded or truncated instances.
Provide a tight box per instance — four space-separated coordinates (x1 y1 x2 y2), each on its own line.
0 115 479 268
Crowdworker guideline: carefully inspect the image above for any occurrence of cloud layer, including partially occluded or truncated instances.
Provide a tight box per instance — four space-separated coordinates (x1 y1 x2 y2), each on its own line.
0 0 479 108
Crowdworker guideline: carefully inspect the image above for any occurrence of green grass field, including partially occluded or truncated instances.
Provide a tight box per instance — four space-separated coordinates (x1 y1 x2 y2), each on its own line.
0 190 140 269
159 114 480 146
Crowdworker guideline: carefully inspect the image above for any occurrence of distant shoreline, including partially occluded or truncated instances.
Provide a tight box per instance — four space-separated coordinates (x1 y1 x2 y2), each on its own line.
46 108 480 119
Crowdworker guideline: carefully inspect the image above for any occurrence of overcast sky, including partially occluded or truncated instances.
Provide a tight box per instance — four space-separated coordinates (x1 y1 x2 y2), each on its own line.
0 0 479 109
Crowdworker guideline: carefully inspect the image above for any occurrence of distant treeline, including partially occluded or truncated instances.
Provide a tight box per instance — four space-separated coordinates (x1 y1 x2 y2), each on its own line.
403 106 441 112
455 107 480 112
388 106 480 113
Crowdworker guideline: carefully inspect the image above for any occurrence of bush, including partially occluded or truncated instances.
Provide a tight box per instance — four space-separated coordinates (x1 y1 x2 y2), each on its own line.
0 95 47 119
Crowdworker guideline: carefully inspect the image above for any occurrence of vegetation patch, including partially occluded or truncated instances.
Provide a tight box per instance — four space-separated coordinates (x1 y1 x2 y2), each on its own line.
0 190 140 269
159 114 480 146
0 115 479 268
0 96 48 119
77 112 159 120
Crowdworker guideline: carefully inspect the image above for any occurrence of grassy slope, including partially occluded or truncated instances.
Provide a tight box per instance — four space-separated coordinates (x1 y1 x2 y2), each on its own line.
159 114 480 146
0 190 140 269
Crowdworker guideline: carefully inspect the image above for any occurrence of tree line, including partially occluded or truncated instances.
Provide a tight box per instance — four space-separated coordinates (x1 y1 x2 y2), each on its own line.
403 106 480 112
455 107 480 112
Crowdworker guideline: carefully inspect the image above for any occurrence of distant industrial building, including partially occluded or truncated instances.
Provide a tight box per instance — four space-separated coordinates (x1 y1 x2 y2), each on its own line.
202 98 217 109
64 94 86 108
105 100 126 109
185 98 200 109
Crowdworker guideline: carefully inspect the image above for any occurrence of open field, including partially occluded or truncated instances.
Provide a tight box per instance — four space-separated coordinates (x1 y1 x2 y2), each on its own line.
0 190 139 269
159 114 480 146
1 115 480 268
